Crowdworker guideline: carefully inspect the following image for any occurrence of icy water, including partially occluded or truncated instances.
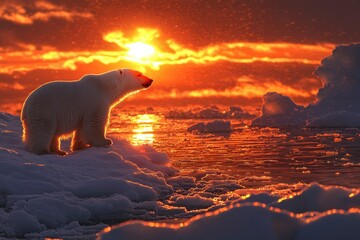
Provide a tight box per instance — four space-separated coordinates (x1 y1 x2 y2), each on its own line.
109 108 360 189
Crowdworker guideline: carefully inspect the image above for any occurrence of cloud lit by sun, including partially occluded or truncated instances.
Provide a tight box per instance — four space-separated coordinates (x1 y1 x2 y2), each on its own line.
0 27 335 75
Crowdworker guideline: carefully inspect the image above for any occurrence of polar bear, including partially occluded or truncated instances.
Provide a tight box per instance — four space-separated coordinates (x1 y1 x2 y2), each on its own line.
21 69 153 155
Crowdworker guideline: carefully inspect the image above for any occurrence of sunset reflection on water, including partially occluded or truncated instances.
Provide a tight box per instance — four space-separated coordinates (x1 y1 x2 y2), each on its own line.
108 108 360 188
130 114 159 145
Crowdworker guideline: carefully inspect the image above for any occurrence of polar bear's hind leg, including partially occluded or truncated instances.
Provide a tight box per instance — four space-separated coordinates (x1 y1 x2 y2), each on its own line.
82 111 112 147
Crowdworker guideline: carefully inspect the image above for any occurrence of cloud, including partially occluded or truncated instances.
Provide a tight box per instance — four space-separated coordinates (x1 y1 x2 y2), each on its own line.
0 28 334 74
143 76 318 100
0 81 24 90
0 0 93 25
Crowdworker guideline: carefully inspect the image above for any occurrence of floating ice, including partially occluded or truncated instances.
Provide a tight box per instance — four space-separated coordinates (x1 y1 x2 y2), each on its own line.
187 120 232 133
252 43 360 127
165 106 256 120
170 194 214 210
251 92 305 127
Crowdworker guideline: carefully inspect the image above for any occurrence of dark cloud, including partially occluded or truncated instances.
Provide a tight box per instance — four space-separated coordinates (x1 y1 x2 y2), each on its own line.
2 0 360 50
0 0 92 25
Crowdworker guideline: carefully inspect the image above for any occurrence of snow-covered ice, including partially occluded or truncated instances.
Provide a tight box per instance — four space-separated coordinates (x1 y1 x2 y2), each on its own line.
100 183 360 240
252 43 360 128
0 112 177 238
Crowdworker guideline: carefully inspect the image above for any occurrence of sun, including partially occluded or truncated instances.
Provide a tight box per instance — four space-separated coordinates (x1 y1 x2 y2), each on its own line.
126 42 156 60
103 28 160 68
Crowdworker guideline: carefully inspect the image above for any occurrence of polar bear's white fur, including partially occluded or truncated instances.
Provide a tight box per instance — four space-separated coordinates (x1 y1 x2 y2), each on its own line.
21 69 153 155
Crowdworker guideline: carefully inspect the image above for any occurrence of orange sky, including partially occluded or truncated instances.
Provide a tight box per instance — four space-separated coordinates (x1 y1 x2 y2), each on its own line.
1 0 359 114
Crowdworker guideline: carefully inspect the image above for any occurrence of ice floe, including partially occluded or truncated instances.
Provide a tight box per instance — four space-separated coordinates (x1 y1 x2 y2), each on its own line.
252 43 360 128
187 120 232 134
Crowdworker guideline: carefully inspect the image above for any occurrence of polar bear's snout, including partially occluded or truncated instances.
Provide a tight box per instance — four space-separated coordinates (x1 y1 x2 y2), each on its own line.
141 78 153 88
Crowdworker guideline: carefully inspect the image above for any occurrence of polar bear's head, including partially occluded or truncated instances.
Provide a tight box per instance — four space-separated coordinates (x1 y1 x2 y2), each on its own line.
118 69 153 93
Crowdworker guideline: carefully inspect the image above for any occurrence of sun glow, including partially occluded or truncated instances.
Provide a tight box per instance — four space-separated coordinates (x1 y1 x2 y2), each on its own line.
131 114 159 145
104 28 160 68
0 27 335 75
126 42 156 60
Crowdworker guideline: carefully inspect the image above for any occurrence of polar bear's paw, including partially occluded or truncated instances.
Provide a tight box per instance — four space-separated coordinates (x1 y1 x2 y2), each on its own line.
93 138 113 147
55 149 67 156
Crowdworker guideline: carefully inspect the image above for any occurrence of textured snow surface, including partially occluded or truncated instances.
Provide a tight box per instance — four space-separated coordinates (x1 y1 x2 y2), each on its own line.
101 183 360 240
0 112 176 238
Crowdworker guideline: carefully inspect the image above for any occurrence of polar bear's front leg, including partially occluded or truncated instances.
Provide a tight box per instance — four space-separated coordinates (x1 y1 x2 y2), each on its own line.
50 136 67 156
82 110 113 147
71 131 89 151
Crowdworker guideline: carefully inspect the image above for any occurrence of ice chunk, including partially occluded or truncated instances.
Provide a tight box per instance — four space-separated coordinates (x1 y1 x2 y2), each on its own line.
187 120 232 133
311 43 360 116
171 194 214 210
273 183 359 213
252 43 360 127
251 92 305 127
165 106 255 120
166 176 196 189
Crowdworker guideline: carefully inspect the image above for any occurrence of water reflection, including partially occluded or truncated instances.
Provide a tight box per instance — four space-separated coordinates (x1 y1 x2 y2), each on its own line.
109 110 360 188
131 114 159 145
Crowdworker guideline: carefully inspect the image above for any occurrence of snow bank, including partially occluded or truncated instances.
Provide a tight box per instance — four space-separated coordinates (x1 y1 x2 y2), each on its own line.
252 43 360 127
165 106 256 120
0 113 176 238
272 183 359 213
187 120 232 134
100 183 360 240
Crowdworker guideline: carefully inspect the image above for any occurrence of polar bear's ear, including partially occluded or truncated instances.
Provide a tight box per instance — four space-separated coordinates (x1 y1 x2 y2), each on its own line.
116 69 123 80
